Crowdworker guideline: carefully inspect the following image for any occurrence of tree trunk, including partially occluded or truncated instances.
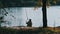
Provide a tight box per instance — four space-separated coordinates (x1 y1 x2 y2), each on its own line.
42 0 47 28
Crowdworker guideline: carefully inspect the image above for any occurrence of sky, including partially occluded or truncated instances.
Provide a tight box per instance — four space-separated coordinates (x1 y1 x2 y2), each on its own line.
1 6 60 27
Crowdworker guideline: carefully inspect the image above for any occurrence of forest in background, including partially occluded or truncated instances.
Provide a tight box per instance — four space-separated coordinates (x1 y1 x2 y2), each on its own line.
0 0 60 7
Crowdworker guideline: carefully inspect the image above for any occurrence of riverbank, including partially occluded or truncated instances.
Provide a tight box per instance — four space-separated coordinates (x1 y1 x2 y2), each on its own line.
0 27 60 34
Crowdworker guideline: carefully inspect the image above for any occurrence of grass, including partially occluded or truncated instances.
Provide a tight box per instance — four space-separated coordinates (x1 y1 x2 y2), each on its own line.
0 27 60 34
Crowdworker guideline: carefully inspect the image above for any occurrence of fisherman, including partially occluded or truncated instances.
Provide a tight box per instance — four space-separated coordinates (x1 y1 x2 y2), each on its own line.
26 19 32 27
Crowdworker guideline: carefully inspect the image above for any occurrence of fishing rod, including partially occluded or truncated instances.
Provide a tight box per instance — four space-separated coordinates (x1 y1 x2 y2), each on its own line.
25 8 29 20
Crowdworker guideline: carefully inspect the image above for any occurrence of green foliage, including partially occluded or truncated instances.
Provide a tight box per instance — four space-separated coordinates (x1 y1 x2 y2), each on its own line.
0 0 59 7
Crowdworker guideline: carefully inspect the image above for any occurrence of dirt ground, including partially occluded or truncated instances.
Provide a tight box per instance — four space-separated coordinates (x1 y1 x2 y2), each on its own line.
0 27 60 34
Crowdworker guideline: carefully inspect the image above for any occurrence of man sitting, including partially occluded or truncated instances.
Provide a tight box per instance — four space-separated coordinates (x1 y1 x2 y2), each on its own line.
26 19 32 27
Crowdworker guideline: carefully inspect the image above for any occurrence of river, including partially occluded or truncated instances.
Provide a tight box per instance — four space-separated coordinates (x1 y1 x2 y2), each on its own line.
1 6 60 27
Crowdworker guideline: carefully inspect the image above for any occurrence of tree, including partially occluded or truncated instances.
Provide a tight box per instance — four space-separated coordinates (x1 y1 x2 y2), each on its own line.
42 0 47 28
0 8 15 27
35 0 57 28
0 8 8 27
0 16 4 27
